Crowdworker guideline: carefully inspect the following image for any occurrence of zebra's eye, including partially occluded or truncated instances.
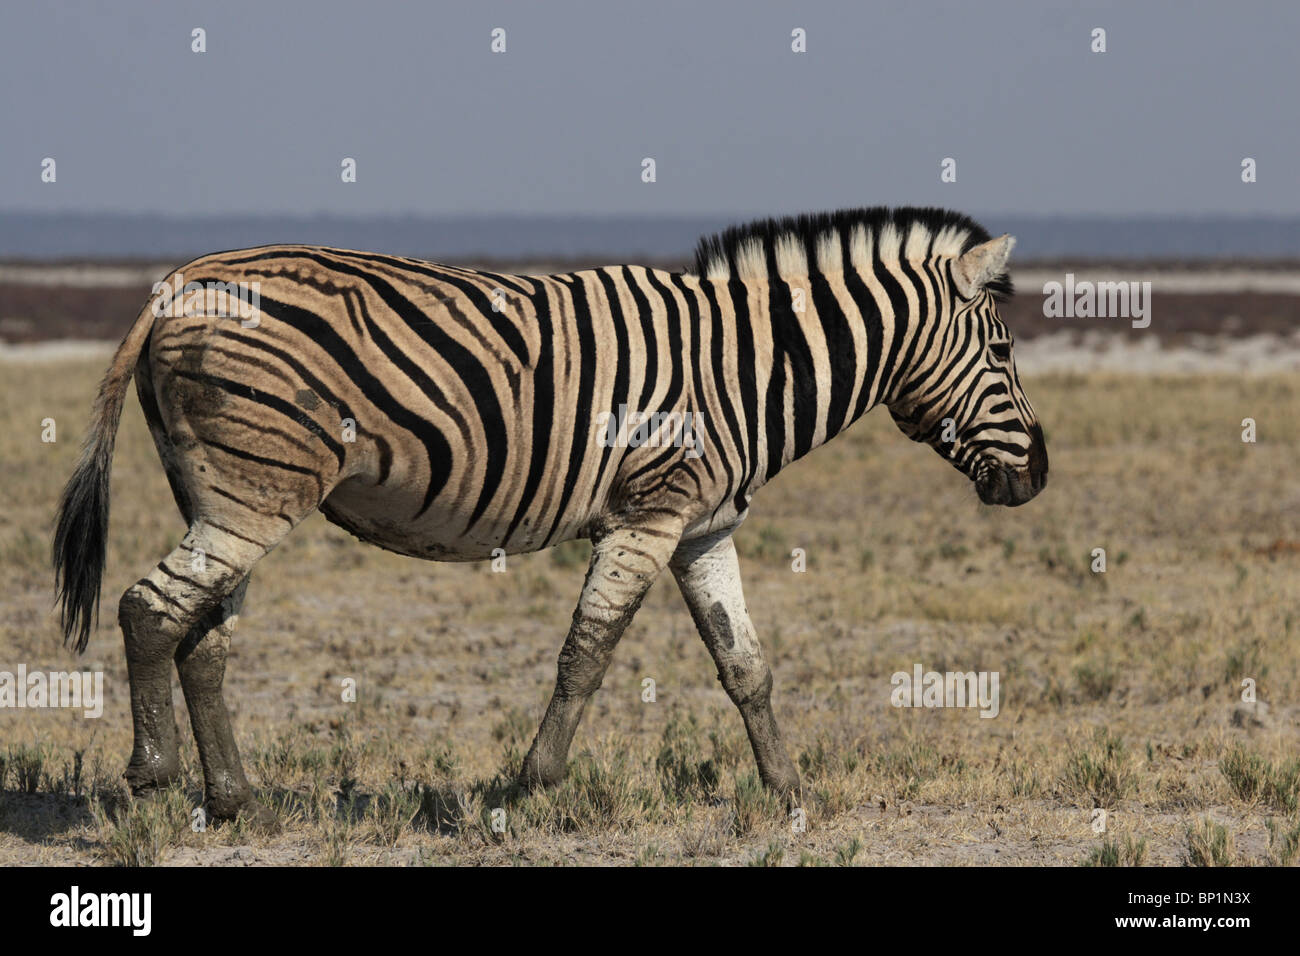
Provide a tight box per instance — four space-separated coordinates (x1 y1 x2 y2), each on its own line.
989 343 1012 363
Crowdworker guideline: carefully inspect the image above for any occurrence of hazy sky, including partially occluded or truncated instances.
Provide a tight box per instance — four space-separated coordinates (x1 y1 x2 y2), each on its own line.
2 0 1295 217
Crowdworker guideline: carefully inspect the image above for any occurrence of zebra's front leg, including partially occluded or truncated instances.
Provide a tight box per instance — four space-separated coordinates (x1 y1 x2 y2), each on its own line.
670 529 801 800
520 521 681 790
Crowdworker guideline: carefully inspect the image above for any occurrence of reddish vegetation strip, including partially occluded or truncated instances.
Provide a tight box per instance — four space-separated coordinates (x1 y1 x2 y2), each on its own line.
2 277 1299 344
0 283 150 342
999 292 1300 343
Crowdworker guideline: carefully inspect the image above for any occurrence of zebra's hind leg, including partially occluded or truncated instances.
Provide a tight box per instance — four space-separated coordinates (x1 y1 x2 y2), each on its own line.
172 575 276 828
118 519 281 822
670 529 802 801
519 519 683 790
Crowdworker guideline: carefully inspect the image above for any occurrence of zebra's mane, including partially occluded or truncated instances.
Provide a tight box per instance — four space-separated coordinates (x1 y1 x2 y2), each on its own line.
689 206 1014 301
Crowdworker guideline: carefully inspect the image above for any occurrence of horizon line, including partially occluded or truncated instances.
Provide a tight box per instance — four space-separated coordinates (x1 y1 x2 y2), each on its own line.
4 209 1300 222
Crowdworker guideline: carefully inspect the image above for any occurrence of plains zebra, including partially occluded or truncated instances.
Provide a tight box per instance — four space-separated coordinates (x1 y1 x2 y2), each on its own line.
53 206 1047 824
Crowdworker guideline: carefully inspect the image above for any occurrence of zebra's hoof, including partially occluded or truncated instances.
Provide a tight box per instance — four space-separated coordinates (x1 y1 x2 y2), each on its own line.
241 802 280 835
517 753 566 791
216 797 279 835
124 760 180 797
762 773 803 808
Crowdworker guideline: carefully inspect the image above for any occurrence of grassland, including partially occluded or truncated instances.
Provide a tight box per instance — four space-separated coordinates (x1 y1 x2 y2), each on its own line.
1 358 1298 866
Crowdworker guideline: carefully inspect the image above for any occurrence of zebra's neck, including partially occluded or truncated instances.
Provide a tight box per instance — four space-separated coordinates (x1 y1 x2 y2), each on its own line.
681 206 1009 511
686 260 935 504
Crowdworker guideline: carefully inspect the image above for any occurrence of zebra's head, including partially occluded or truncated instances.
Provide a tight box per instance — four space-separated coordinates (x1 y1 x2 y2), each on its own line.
887 233 1048 507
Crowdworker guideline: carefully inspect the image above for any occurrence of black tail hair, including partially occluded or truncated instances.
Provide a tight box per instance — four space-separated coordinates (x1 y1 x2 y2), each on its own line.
52 439 114 652
53 296 158 653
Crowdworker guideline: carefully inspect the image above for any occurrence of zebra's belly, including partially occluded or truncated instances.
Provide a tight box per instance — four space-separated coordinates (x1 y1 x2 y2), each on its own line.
318 477 585 562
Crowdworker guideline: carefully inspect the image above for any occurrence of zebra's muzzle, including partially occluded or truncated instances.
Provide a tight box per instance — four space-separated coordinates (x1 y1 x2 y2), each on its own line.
975 466 1038 507
976 466 1013 505
975 427 1048 507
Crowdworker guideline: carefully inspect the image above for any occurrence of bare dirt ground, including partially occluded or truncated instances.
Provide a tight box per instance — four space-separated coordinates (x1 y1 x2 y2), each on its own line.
2 349 1298 866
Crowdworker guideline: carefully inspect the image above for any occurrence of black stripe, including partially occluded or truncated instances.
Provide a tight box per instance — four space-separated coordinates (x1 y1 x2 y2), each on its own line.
669 273 719 486
968 438 1031 455
696 278 745 510
873 237 912 405
964 421 1029 439
620 270 691 488
200 437 321 476
841 232 884 420
889 255 936 399
622 267 659 411
892 259 946 403
503 281 555 544
220 412 318 456
801 235 857 437
643 270 685 410
543 274 598 544
140 579 187 611
763 245 818 463
203 520 269 548
171 368 347 470
591 268 633 505
158 564 215 591
726 277 760 514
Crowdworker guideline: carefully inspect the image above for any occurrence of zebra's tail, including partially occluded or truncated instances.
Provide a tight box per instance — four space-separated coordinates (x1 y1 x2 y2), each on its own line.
53 294 158 653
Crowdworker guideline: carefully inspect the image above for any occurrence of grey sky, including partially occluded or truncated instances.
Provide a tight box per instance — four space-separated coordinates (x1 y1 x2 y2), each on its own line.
2 0 1295 218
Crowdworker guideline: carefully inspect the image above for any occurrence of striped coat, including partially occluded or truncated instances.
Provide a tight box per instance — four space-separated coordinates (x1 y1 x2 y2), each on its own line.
54 206 1047 821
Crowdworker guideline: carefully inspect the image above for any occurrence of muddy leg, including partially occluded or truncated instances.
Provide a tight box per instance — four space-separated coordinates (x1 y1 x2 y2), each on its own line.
119 594 183 794
520 521 681 789
172 576 274 828
119 521 275 803
670 529 801 799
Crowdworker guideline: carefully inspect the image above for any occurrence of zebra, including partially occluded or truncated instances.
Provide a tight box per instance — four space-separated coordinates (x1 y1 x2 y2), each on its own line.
53 206 1047 825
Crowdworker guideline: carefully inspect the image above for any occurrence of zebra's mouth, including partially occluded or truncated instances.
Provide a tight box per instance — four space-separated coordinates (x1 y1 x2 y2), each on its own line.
974 463 1041 507
972 424 1048 507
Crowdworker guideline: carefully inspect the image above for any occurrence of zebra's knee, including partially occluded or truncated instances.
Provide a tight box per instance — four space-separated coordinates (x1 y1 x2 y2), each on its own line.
718 659 773 710
693 600 770 705
555 646 609 698
554 615 622 698
118 580 190 655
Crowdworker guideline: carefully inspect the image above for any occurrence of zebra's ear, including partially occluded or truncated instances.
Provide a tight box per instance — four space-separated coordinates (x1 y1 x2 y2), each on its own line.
952 234 1016 299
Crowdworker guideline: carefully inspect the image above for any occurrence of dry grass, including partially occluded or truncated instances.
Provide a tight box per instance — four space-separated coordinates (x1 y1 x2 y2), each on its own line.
1 360 1298 865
